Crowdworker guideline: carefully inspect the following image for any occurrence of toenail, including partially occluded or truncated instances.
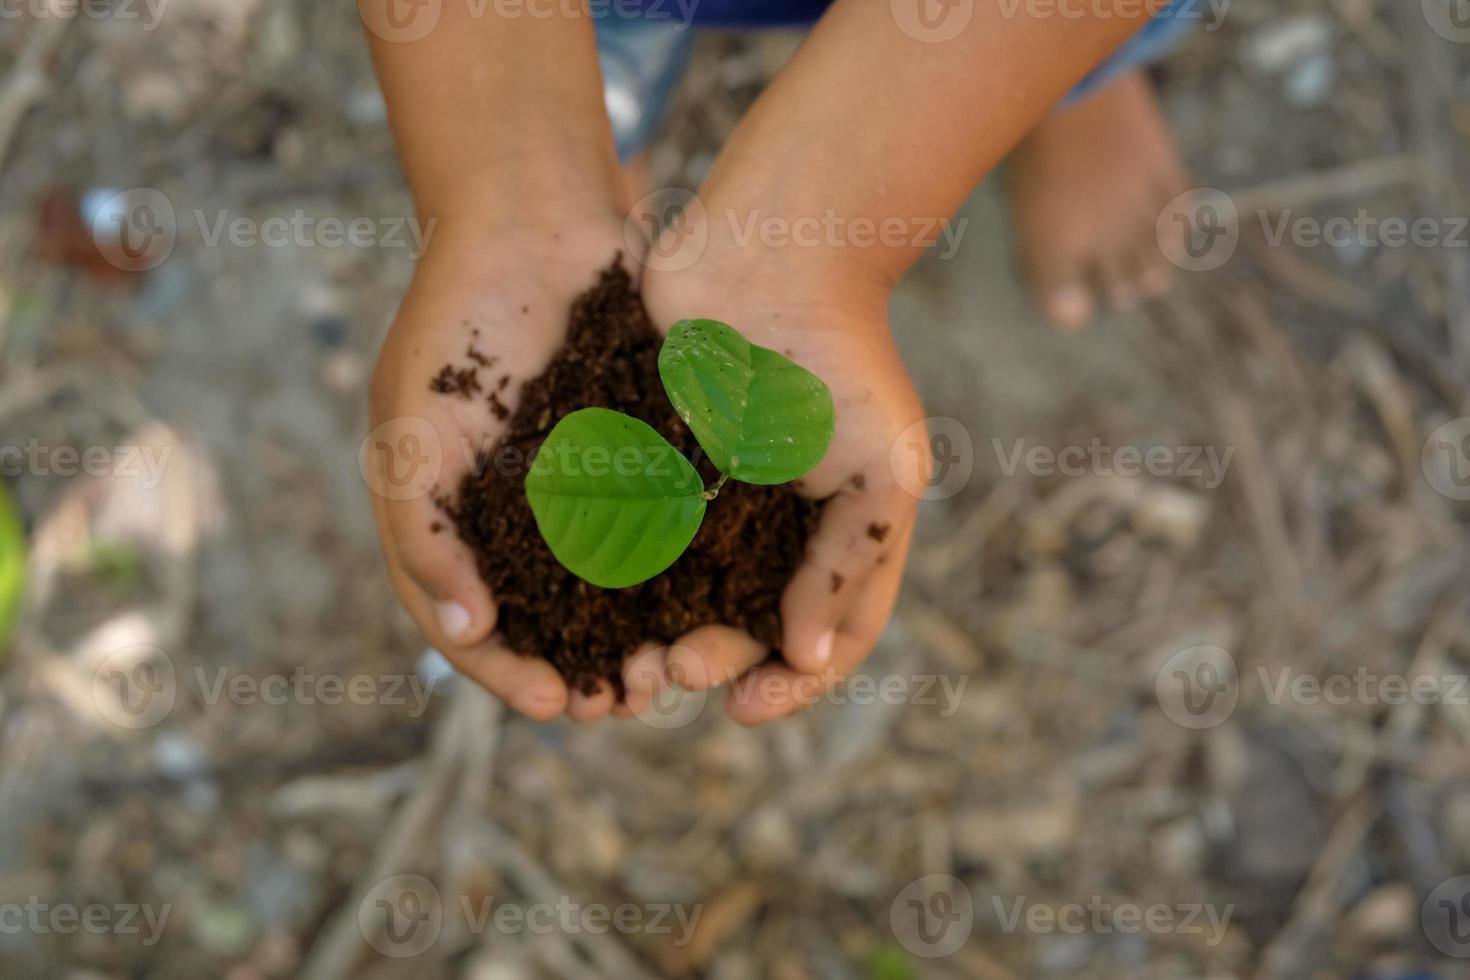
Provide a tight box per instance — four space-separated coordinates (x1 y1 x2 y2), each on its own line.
1048 287 1092 329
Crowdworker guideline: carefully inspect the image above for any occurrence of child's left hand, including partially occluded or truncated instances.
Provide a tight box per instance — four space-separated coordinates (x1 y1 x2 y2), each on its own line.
642 246 930 725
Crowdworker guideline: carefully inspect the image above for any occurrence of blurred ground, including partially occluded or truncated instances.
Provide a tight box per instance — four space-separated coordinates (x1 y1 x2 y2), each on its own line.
2 1 1470 978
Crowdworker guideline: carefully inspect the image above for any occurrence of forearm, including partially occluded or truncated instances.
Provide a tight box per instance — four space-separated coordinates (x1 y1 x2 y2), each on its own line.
699 0 1171 284
365 0 625 233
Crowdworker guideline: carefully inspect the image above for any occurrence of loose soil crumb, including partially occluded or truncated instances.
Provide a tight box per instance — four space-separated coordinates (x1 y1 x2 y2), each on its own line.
831 573 845 593
486 391 510 421
867 522 891 543
430 364 481 399
450 261 822 694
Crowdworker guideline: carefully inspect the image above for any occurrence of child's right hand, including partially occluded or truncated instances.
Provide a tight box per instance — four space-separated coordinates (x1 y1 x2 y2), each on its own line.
365 221 636 721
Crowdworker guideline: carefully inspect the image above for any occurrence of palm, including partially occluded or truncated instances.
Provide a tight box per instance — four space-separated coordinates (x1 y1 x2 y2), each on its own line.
643 266 927 724
367 229 628 720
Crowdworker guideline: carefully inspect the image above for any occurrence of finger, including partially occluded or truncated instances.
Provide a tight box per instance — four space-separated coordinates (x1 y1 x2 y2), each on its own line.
375 487 498 647
781 477 912 675
730 547 906 726
384 549 568 720
615 643 667 719
1097 251 1141 314
1134 233 1173 299
568 679 617 722
665 625 767 692
450 642 569 721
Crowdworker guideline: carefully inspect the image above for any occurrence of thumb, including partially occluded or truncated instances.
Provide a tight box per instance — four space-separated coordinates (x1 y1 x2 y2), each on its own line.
377 491 498 647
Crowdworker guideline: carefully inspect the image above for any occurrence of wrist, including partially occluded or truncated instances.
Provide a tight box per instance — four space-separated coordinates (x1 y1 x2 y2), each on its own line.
684 182 940 298
411 136 629 242
656 190 899 309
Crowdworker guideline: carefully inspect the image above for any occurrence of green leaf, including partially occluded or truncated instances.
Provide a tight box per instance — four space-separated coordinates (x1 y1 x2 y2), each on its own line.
524 408 706 589
658 318 835 485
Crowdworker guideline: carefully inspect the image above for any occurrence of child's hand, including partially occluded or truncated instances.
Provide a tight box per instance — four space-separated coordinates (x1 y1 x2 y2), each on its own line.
643 248 929 725
366 224 628 721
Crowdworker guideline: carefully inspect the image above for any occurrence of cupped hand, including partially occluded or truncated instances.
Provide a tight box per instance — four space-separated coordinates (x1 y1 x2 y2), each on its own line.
366 222 659 722
640 244 930 725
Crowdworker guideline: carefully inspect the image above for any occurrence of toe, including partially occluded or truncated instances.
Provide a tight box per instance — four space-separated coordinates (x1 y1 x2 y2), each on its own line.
1045 282 1096 331
1098 253 1142 313
1134 229 1173 299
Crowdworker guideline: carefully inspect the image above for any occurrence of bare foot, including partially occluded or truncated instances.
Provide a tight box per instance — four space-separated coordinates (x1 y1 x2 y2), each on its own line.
1008 70 1189 330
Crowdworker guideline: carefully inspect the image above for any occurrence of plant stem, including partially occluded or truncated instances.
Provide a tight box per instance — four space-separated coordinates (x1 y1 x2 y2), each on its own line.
703 472 730 501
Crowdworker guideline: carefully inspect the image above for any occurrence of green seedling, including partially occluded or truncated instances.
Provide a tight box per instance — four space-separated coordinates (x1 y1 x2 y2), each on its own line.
524 319 835 588
0 482 25 658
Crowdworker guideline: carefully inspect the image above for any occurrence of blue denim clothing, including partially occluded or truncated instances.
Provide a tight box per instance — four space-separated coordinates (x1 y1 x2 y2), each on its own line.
599 0 1201 159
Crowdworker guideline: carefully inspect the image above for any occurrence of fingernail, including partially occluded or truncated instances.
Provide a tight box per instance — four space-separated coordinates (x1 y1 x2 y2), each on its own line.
813 629 835 666
513 688 560 714
436 601 471 641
